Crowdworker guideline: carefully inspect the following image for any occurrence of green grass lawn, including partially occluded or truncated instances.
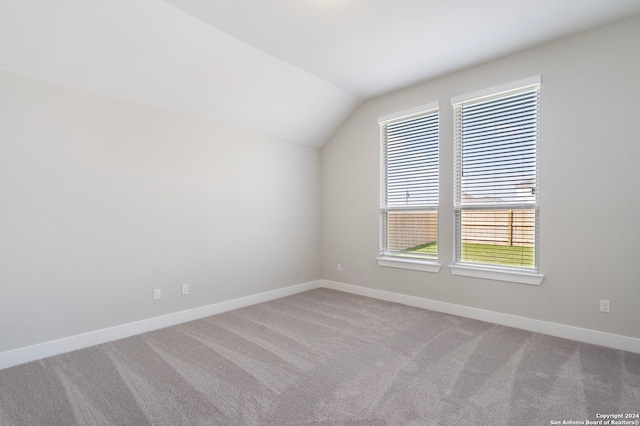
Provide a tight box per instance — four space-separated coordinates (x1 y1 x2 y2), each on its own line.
407 242 534 268
407 241 438 255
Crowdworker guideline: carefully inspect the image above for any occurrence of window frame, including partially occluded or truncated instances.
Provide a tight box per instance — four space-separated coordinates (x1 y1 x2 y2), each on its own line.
449 77 544 285
376 102 441 273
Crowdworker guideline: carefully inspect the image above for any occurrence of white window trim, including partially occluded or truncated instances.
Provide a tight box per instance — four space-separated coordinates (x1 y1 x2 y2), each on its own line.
450 76 541 105
378 101 440 124
451 77 543 284
449 263 543 285
378 102 440 273
377 256 442 273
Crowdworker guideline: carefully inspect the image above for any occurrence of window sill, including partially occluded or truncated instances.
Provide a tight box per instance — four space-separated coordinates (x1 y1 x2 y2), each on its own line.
449 263 544 285
376 257 441 273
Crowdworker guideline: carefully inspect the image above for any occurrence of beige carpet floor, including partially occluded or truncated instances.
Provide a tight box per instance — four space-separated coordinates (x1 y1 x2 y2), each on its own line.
1 288 639 425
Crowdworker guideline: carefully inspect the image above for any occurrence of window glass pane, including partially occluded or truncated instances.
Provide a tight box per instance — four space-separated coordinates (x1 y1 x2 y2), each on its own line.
385 113 439 207
459 209 535 268
385 210 438 259
460 88 538 205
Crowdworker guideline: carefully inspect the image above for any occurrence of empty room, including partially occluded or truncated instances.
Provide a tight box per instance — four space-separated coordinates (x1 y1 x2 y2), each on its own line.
1 1 639 424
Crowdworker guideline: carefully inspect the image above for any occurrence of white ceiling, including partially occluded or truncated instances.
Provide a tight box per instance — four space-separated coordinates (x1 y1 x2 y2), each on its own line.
162 0 640 99
1 1 639 147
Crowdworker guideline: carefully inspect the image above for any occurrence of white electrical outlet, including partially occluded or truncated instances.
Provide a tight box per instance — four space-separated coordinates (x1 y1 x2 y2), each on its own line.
153 289 161 300
182 284 189 295
600 299 610 313
337 264 342 272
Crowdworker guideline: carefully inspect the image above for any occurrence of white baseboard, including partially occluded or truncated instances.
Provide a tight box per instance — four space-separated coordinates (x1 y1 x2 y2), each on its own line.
3 278 638 371
322 279 640 354
0 280 321 370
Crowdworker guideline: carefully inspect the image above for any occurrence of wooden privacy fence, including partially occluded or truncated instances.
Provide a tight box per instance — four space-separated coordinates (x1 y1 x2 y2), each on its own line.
461 209 535 247
386 211 437 251
386 209 535 251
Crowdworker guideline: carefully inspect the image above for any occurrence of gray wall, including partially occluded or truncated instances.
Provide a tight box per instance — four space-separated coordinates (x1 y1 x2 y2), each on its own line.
2 14 638 355
0 71 321 352
321 15 640 339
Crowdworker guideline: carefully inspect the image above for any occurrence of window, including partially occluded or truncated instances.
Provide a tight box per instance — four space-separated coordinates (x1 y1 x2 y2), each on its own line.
451 77 543 284
378 103 440 272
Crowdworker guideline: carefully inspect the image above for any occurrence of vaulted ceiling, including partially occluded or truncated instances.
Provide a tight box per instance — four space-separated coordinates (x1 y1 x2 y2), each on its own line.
2 1 639 147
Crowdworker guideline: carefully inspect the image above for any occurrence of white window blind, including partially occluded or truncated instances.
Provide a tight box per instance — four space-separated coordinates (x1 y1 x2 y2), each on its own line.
380 105 439 260
453 79 540 271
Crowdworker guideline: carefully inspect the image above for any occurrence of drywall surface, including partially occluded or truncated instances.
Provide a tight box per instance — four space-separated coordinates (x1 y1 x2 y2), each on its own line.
0 72 320 352
0 0 358 147
321 15 640 339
